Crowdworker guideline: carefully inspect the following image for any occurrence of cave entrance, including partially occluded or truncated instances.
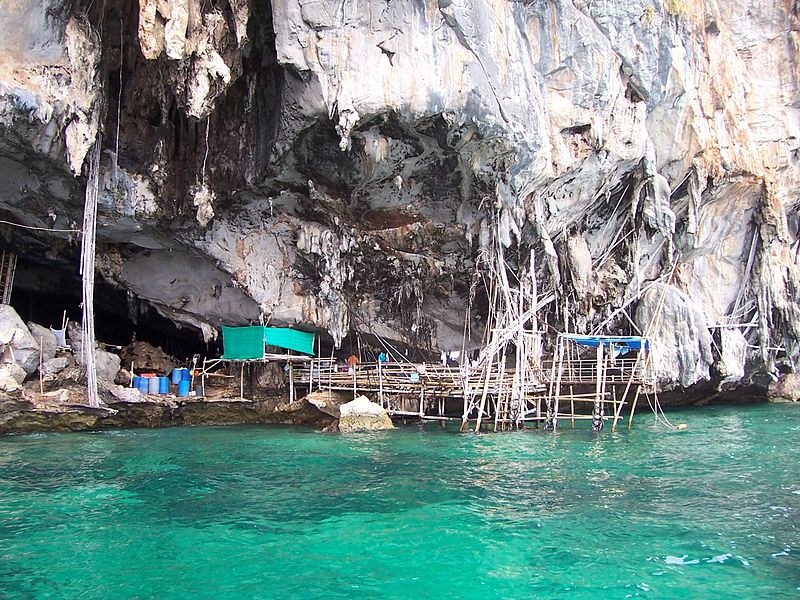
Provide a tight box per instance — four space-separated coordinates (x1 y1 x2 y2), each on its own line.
8 257 212 363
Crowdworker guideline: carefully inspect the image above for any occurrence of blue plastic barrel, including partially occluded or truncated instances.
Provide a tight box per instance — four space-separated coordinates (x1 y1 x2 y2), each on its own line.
181 369 191 381
171 368 183 384
137 377 149 394
178 380 190 397
132 376 141 389
148 377 160 395
158 376 169 394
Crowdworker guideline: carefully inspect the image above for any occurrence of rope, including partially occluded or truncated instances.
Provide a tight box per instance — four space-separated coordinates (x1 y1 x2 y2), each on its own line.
0 219 81 234
80 141 101 408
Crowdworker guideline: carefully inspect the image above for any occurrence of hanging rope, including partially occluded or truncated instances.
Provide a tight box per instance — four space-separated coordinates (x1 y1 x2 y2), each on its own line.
80 140 101 408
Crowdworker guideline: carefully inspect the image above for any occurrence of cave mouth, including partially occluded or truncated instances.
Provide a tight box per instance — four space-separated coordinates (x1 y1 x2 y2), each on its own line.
9 257 213 363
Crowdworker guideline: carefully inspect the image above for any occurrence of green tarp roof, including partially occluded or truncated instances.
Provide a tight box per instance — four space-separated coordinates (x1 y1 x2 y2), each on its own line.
221 326 265 360
264 327 315 356
221 326 315 360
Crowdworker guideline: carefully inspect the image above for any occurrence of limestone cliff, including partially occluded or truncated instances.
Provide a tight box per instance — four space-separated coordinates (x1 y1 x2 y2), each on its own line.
0 0 798 397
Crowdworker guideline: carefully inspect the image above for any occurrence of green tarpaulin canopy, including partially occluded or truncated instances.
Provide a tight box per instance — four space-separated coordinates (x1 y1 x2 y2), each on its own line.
221 326 316 359
221 326 266 360
265 327 315 356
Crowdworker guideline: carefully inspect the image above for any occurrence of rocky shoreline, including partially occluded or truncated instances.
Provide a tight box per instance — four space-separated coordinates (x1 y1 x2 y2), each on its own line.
0 383 786 436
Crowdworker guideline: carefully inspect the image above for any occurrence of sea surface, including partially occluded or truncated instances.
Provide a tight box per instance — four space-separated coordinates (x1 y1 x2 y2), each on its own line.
0 403 798 599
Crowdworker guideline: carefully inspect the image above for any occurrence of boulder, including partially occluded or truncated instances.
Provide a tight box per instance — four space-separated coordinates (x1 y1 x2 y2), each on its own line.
337 395 394 432
67 322 121 382
102 382 144 403
0 305 40 374
769 373 800 403
95 349 121 382
40 357 69 380
66 322 84 354
26 322 58 362
0 363 27 391
303 389 353 419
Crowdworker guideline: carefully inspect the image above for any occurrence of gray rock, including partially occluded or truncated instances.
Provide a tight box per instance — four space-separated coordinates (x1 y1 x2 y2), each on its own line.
40 357 69 379
769 373 800 403
635 283 714 390
27 322 58 362
67 322 121 381
95 350 121 382
0 363 27 392
0 305 40 375
337 395 394 432
716 329 748 390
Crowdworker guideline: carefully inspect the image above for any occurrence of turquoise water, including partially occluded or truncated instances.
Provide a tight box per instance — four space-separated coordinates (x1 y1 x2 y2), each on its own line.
0 404 798 599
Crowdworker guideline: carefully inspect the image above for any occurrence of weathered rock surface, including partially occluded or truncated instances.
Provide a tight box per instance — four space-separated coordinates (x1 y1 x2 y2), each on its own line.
303 389 353 419
0 306 41 375
67 322 121 381
769 373 800 403
39 356 69 380
0 0 798 400
27 322 58 362
119 341 177 376
337 395 394 432
0 364 27 392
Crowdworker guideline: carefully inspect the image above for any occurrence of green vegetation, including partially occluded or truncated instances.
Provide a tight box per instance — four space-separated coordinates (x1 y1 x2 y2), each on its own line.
666 0 684 16
643 4 656 26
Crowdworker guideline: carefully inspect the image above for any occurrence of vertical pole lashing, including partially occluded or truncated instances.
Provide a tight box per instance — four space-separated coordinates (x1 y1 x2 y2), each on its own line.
592 343 604 431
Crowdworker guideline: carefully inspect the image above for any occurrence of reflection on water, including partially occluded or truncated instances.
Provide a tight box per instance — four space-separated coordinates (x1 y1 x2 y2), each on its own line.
0 403 799 598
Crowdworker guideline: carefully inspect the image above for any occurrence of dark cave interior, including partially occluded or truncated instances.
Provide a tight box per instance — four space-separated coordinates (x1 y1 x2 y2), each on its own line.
9 255 214 362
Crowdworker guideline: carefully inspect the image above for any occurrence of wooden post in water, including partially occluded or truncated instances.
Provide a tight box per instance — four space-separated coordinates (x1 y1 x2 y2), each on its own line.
592 343 604 431
201 358 207 398
474 358 494 433
552 346 563 432
378 358 384 408
288 361 295 403
569 385 575 428
627 386 643 429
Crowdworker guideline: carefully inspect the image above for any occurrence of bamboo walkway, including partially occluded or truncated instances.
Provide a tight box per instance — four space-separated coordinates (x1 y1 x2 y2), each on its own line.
197 335 653 433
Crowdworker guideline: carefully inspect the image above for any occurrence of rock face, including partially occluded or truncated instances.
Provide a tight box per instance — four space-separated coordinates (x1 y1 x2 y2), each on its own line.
337 395 395 432
0 306 41 375
0 364 27 392
67 322 121 382
769 373 800 403
0 1 799 398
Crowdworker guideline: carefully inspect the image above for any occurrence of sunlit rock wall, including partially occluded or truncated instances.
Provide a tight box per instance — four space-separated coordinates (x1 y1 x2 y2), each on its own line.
0 0 798 394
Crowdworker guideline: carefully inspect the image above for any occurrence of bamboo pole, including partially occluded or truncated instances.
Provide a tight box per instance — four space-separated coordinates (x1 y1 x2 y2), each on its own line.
593 343 604 431
288 361 295 402
474 358 494 433
551 338 564 431
569 385 575 428
493 349 507 432
627 386 643 429
202 357 207 398
240 363 244 399
38 336 43 395
378 357 384 407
